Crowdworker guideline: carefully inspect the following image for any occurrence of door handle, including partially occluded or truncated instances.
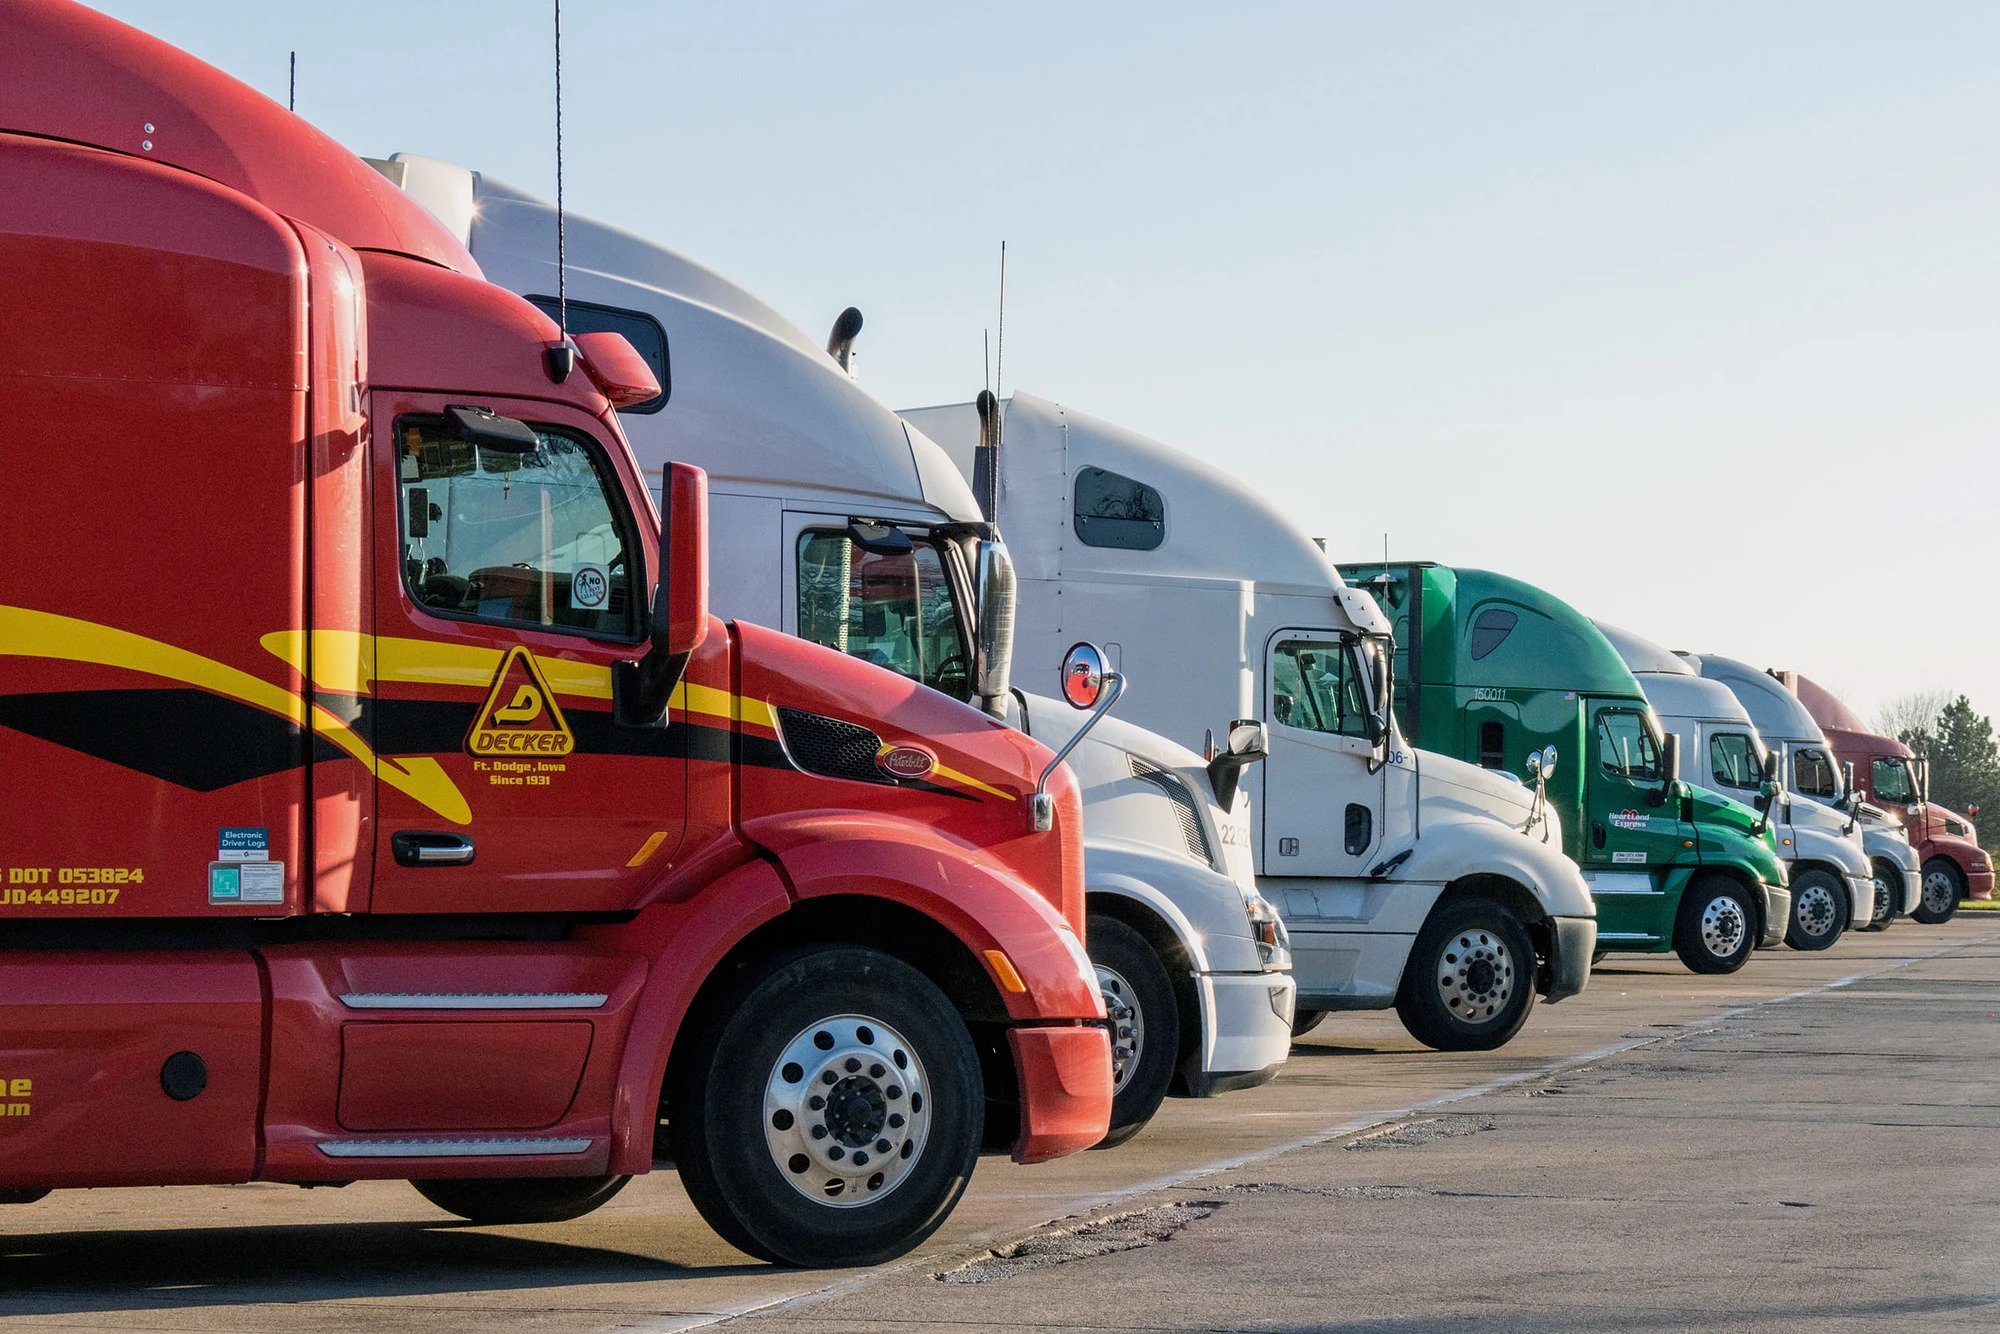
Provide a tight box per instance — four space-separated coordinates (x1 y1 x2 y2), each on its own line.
1591 823 1606 850
392 832 476 868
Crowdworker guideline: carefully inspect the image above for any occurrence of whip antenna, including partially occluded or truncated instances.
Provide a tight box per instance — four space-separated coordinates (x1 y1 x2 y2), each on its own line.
994 241 1007 415
542 0 574 382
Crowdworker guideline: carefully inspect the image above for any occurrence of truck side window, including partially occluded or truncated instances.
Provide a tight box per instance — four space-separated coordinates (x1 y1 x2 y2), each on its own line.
1793 747 1837 797
526 297 669 413
396 417 634 639
1596 710 1662 780
1271 640 1369 738
1073 466 1165 550
1872 758 1916 803
1468 608 1517 660
796 532 970 698
1709 733 1760 790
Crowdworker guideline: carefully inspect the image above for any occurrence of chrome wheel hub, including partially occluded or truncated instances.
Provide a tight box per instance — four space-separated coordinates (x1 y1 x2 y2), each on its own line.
764 1013 929 1208
1795 884 1837 940
1923 870 1956 915
1702 895 1748 958
1097 964 1144 1096
1871 870 1893 925
1436 929 1515 1024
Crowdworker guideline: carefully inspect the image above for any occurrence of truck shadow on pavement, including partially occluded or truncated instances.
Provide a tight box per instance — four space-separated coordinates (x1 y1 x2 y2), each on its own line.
0 1219 759 1316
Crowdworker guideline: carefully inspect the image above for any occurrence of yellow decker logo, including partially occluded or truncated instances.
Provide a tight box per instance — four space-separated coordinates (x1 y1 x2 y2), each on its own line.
466 647 575 757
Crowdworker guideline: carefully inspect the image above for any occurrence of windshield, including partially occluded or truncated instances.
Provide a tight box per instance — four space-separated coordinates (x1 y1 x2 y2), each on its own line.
796 530 972 698
1872 756 1919 804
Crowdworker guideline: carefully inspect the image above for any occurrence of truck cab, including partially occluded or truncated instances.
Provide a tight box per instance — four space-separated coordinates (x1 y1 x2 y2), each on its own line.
370 157 1295 1146
1688 653 1924 928
1595 624 1874 948
1337 564 1787 975
0 0 1109 1268
1784 673 1991 919
903 396 1596 1053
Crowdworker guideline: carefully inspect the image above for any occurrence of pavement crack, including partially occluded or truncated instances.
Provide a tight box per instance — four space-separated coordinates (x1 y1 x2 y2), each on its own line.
931 1201 1223 1285
1342 1114 1497 1150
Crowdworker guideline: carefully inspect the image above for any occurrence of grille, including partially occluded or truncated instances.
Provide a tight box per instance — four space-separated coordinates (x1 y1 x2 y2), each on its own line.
1128 756 1215 867
775 707 887 785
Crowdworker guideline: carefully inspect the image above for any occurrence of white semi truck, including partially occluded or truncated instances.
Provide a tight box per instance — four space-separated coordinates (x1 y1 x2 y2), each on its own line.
1688 653 1923 927
901 394 1596 1051
377 156 1294 1145
1595 625 1876 948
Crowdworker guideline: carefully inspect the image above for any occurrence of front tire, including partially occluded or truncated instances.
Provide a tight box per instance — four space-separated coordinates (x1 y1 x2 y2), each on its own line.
1863 860 1898 931
1395 898 1536 1052
1291 1009 1328 1039
1673 876 1757 974
669 945 982 1267
1087 913 1178 1150
1785 869 1847 951
411 1174 630 1225
1915 859 1964 924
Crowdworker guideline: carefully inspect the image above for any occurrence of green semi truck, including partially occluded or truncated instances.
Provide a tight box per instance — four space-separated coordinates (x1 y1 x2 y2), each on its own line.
1337 563 1789 973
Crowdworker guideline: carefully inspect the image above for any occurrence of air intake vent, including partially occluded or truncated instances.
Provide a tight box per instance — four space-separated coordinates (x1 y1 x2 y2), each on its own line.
1128 756 1215 867
775 708 887 785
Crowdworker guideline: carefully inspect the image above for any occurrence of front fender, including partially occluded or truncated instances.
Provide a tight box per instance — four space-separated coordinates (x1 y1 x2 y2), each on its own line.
1788 825 1870 880
1389 814 1596 920
1087 836 1260 973
1862 828 1921 877
743 811 1104 1024
577 857 794 1176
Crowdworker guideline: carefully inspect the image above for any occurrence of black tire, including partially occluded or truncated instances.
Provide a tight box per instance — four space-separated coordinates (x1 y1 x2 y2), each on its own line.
1915 858 1965 925
1863 859 1898 931
410 1174 630 1225
1394 898 1536 1052
1291 1009 1328 1039
1086 914 1178 1151
669 945 982 1268
1673 876 1757 974
1784 868 1848 951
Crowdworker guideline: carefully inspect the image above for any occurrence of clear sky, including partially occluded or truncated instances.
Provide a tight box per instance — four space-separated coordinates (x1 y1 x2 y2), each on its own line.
94 0 1998 722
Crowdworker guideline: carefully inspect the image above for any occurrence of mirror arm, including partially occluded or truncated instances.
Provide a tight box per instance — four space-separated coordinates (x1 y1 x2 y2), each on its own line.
1030 673 1124 832
614 649 687 728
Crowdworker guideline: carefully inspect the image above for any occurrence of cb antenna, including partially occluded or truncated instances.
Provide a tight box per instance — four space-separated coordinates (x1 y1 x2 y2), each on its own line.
994 240 1007 411
287 52 295 111
545 0 574 382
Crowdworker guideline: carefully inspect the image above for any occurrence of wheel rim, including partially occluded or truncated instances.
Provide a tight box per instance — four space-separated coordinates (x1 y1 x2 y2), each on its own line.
1794 884 1837 940
1870 870 1892 926
1435 928 1515 1024
1096 964 1145 1097
1702 894 1748 958
1923 870 1956 915
763 1013 930 1209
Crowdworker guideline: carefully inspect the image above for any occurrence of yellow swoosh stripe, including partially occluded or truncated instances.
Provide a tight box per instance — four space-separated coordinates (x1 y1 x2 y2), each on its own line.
4 607 470 825
874 742 1016 802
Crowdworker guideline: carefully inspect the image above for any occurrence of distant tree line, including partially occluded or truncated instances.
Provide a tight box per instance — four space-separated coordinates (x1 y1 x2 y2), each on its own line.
1878 693 2000 852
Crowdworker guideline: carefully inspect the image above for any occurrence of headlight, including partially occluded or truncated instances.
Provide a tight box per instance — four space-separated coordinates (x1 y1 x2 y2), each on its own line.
1241 889 1290 972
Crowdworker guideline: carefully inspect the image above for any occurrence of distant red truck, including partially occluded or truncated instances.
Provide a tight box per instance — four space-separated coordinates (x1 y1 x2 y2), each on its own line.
1780 673 1993 918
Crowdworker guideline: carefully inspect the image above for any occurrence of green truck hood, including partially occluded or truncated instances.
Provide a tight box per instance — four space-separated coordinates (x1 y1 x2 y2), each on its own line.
1689 786 1786 884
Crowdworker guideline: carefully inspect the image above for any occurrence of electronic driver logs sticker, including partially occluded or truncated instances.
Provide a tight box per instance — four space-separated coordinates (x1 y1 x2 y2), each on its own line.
570 563 610 612
466 647 575 758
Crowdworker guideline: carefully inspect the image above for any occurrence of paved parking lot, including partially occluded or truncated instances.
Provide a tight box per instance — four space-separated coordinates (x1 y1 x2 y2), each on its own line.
4 920 1996 1331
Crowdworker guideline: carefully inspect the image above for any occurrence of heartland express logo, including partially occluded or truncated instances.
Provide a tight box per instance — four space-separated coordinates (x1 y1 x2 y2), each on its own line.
465 647 574 758
1609 808 1649 832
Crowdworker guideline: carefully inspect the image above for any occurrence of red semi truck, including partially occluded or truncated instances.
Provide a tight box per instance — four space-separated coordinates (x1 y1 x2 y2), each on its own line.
0 0 1109 1266
1780 672 1993 917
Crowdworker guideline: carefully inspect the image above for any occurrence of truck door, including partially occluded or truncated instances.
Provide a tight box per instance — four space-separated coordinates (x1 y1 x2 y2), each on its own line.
1260 632 1387 880
366 395 687 915
1583 702 1688 938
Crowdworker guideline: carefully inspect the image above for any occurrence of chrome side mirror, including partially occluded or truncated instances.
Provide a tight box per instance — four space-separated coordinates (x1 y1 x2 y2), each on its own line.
1032 643 1126 832
972 539 1016 716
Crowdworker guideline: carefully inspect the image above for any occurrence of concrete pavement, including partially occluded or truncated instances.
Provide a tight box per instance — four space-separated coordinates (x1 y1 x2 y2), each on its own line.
3 921 1996 1330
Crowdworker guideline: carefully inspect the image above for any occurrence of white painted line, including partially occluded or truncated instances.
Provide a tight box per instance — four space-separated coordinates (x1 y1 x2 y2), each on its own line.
642 934 1978 1331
